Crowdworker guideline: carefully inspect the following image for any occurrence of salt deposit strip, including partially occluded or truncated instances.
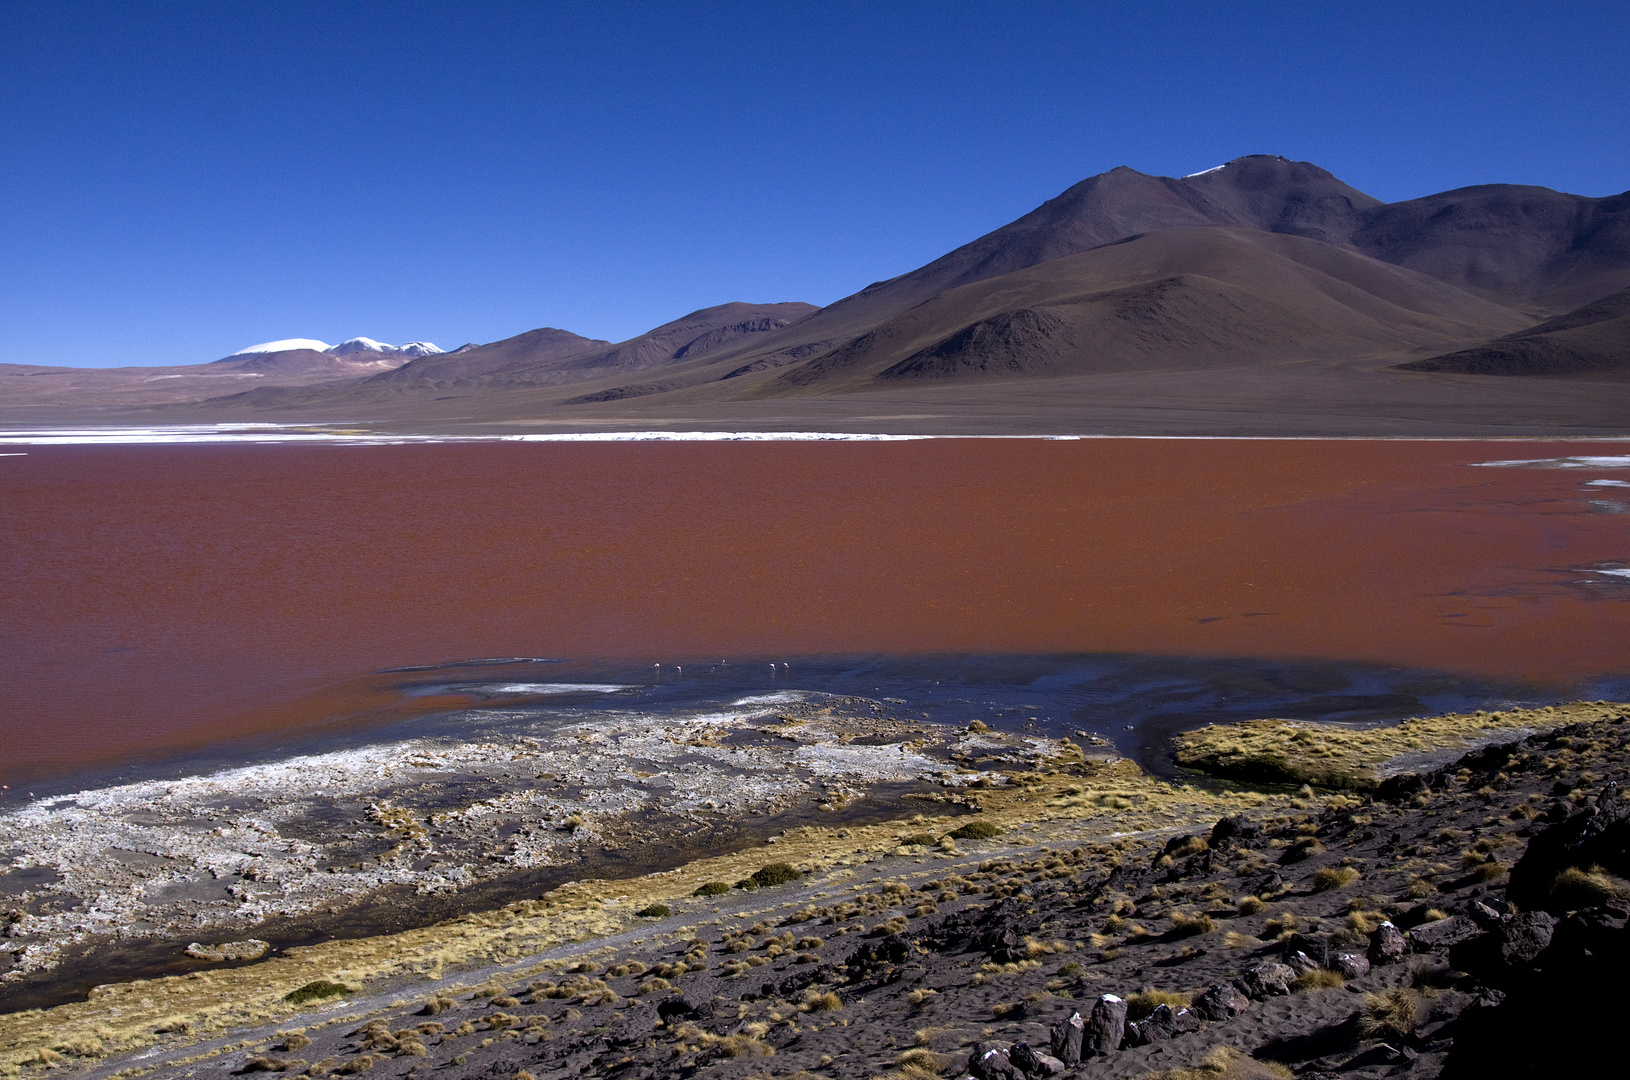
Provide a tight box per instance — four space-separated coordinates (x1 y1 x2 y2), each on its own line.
0 694 1033 984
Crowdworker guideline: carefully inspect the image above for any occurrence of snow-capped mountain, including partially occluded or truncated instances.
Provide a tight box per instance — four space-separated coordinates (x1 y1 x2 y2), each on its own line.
225 337 444 359
326 337 444 358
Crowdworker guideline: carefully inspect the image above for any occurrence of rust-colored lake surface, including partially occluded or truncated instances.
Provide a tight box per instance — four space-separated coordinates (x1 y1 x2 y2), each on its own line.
3 438 1628 786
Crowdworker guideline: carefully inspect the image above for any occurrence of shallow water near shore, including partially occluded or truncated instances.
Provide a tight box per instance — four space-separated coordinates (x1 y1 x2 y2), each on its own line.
0 650 1564 811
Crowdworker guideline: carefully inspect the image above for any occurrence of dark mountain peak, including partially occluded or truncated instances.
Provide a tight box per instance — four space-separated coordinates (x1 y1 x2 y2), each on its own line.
1181 155 1383 245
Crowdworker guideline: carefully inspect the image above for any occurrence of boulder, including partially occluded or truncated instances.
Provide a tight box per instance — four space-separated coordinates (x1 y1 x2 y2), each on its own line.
184 939 269 962
1369 921 1409 964
656 996 698 1023
1451 910 1557 985
1083 994 1127 1056
1008 1042 1064 1077
1210 815 1262 847
1234 962 1295 1000
1409 915 1482 950
1507 799 1630 913
1191 983 1250 1021
1283 950 1320 976
1125 1004 1200 1046
1332 952 1371 979
970 1042 1020 1080
1048 1012 1084 1064
1376 771 1429 801
1284 932 1333 968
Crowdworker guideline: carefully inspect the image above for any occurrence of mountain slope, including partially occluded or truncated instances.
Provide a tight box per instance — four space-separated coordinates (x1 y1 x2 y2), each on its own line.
1397 284 1630 378
743 227 1528 395
354 327 613 390
480 302 818 389
1352 185 1630 312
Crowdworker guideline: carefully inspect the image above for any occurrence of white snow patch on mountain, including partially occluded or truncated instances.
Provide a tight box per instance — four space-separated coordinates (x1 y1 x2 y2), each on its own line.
228 338 335 356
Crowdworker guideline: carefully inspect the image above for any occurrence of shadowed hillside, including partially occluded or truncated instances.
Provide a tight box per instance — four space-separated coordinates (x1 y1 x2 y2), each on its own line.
1397 285 1630 378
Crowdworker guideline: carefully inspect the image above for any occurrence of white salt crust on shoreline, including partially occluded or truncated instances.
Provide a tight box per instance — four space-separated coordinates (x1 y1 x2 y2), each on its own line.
0 694 1035 983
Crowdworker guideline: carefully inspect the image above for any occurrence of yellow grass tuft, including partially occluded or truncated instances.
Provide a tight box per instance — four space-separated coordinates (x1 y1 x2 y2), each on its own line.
1358 987 1420 1039
1312 867 1360 892
1142 1045 1294 1080
1125 989 1191 1020
1292 969 1344 992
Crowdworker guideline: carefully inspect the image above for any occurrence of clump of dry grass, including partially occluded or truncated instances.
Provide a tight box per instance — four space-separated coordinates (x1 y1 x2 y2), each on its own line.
670 1023 774 1058
1283 838 1325 862
1346 910 1386 934
1170 911 1216 937
1550 865 1630 907
1237 895 1266 915
1292 969 1344 992
1125 989 1191 1020
800 991 843 1013
1141 1045 1293 1080
1024 936 1070 956
1223 930 1259 949
1167 835 1209 859
1358 987 1420 1039
1312 867 1360 892
1263 911 1300 938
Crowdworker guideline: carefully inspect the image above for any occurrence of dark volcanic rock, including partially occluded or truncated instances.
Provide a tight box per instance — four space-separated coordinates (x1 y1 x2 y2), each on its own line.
1191 983 1250 1021
1409 915 1482 950
1450 911 1557 986
1210 814 1263 848
1235 962 1295 999
1284 931 1333 967
1126 1004 1201 1046
1507 799 1630 913
1083 994 1127 1056
1048 1011 1084 1064
1369 920 1410 964
1008 1041 1064 1077
970 1041 1020 1080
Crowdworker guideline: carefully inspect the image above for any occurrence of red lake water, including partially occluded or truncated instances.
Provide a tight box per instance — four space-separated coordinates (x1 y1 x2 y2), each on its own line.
3 438 1628 787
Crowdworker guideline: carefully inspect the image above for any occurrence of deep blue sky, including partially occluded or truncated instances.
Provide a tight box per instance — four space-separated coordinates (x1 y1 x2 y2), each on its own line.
3 1 1627 368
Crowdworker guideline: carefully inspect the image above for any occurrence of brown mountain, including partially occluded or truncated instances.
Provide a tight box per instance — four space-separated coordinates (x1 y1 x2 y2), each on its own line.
353 327 612 390
538 157 1629 403
1351 185 1630 313
1396 285 1630 378
751 226 1528 394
